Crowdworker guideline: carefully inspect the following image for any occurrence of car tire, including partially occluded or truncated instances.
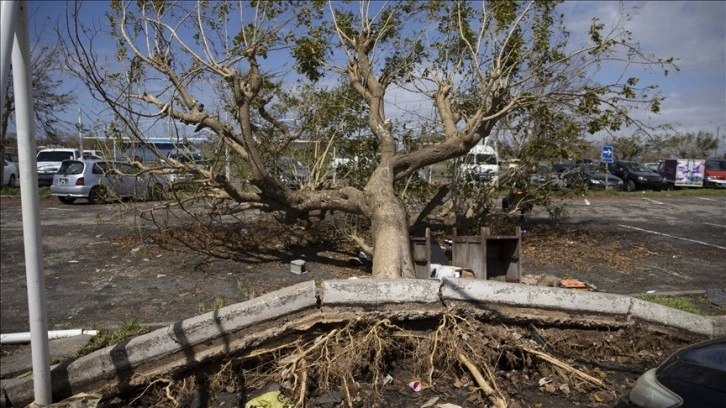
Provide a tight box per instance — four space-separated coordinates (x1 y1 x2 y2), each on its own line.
87 186 106 204
58 196 76 204
625 180 636 192
7 174 16 187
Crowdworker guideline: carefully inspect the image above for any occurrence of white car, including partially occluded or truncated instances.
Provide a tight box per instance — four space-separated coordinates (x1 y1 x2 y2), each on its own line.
3 158 18 187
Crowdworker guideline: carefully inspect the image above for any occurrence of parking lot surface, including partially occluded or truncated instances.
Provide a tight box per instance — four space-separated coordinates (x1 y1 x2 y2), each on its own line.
1 192 725 333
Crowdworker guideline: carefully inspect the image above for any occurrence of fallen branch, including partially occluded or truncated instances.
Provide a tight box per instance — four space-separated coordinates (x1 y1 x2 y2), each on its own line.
458 353 507 408
520 346 606 388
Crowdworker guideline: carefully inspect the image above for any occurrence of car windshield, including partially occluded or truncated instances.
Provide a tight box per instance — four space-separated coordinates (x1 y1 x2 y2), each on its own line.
469 154 497 165
625 162 652 172
37 151 75 161
57 161 85 175
706 160 726 171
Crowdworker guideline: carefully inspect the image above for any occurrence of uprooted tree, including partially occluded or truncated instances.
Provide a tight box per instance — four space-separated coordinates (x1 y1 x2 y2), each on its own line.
63 0 673 279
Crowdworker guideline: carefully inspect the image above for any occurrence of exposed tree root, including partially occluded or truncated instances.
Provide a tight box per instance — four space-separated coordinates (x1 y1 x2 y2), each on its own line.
116 313 698 407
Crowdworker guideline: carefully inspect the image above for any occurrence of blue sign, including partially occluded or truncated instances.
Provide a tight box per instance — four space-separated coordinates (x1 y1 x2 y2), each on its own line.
601 145 614 163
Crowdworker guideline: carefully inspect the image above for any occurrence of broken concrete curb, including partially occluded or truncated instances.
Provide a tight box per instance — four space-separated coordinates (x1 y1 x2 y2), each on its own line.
2 279 723 407
321 279 441 305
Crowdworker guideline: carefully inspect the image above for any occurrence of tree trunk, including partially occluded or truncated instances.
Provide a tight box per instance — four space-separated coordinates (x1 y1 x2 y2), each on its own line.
365 167 415 279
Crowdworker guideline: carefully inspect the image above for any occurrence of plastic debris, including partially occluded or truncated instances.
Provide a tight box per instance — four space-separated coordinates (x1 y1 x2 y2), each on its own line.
245 391 293 408
408 380 422 392
560 279 589 290
290 259 306 275
429 263 462 279
382 374 393 386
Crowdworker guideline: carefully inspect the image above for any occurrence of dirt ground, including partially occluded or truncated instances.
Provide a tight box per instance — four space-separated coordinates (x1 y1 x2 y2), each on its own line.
1 193 724 407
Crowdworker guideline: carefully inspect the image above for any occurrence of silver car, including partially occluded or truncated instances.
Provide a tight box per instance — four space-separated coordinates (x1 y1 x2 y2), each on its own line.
51 159 168 204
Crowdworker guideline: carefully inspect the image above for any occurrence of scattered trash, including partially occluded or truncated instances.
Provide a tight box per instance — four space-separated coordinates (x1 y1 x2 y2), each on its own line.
583 281 599 291
435 404 462 408
538 377 552 386
244 390 293 408
382 374 393 386
130 246 141 253
560 279 589 290
348 250 373 267
429 263 462 279
646 290 656 294
156 274 166 278
290 259 306 275
68 260 79 263
141 239 150 245
408 380 422 392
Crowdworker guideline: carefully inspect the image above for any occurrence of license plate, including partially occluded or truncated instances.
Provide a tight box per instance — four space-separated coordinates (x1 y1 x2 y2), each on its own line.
58 179 67 185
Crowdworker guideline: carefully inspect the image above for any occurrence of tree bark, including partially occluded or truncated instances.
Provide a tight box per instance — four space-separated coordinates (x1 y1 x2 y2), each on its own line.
365 166 415 279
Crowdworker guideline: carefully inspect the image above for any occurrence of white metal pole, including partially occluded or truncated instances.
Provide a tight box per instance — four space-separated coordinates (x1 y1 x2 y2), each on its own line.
77 109 84 157
7 1 53 405
0 0 19 106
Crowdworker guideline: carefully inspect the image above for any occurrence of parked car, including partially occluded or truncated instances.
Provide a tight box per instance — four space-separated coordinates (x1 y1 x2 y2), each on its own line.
704 158 726 188
530 164 564 190
36 148 82 186
563 163 624 190
82 151 104 160
616 336 726 408
164 148 206 184
50 159 168 204
645 162 660 173
606 160 665 191
3 158 18 187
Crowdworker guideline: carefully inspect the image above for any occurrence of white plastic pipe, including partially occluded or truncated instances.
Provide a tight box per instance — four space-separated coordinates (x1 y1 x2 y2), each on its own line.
1 329 99 345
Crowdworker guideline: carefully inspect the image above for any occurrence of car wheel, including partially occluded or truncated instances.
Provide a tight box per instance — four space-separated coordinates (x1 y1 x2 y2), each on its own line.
148 183 165 201
7 174 16 187
87 186 106 204
58 196 76 204
625 180 635 192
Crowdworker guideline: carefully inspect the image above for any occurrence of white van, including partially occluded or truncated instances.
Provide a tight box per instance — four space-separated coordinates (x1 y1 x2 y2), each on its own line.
459 137 500 186
36 148 82 186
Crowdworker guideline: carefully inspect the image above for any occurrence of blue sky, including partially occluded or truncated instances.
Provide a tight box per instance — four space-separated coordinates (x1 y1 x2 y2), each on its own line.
19 1 726 148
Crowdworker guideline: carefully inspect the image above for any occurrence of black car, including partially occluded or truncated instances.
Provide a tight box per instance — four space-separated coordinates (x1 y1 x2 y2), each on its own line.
562 163 624 190
606 160 665 191
616 336 726 408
